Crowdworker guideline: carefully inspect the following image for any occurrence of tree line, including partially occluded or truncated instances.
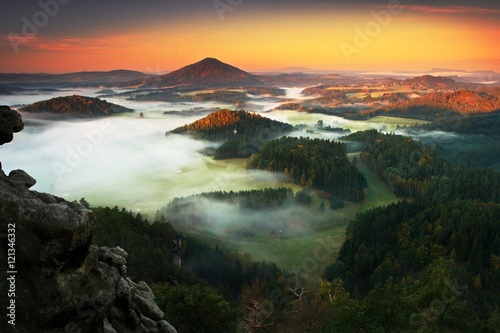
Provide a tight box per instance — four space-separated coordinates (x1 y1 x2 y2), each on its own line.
247 136 367 204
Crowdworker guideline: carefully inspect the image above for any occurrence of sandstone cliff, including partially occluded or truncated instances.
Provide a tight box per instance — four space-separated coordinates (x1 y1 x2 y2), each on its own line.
0 106 176 333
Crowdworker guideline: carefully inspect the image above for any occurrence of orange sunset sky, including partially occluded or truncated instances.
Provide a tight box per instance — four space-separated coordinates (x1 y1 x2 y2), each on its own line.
1 0 499 73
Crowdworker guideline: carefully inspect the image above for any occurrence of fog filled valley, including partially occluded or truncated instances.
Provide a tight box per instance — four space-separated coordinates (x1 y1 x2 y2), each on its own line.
3 0 500 329
1 87 406 212
1 87 401 275
2 62 500 332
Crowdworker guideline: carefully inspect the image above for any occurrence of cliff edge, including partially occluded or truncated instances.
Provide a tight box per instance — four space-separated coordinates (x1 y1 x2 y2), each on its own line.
0 106 176 333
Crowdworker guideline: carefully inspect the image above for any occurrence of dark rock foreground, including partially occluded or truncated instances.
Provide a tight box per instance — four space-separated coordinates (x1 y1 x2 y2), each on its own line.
0 106 176 333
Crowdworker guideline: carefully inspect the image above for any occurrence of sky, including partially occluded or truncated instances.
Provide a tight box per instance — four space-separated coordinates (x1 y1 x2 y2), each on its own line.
0 0 499 73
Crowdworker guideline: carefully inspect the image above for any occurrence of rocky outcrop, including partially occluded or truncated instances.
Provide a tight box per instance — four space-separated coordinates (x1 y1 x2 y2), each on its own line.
0 108 176 333
0 106 24 144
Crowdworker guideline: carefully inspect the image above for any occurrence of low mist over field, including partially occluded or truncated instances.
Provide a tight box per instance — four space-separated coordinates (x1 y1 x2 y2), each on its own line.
0 97 291 214
0 87 428 214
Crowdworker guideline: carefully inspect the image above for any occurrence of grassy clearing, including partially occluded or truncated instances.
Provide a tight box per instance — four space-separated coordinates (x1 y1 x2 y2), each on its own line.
354 161 397 211
181 156 397 285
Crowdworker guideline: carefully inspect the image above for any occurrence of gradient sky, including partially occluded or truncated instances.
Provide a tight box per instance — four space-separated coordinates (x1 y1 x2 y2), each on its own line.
1 0 499 73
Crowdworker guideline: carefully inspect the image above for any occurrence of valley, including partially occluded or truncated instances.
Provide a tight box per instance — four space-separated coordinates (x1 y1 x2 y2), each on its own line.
2 1 500 331
2 58 499 273
0 81 416 280
1 57 500 333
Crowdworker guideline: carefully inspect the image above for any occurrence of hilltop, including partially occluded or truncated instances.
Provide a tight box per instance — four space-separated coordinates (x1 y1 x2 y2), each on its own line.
169 109 292 140
127 57 263 88
375 89 500 119
20 95 134 117
169 109 293 158
401 75 457 90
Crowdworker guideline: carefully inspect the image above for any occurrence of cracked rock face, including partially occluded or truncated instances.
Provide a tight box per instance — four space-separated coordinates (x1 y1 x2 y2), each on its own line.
0 108 176 333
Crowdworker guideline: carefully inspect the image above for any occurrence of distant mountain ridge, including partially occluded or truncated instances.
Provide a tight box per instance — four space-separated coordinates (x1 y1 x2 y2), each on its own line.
402 75 457 89
0 70 148 87
127 58 263 88
20 95 134 117
378 89 500 116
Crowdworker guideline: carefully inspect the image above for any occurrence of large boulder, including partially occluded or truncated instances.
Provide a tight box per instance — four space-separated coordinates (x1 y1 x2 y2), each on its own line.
0 106 24 145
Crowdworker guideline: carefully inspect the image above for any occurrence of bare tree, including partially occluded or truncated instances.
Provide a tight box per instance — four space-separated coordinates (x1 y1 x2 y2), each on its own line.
240 279 275 333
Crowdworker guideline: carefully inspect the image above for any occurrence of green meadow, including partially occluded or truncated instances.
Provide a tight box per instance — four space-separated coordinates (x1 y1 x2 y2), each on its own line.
179 156 398 284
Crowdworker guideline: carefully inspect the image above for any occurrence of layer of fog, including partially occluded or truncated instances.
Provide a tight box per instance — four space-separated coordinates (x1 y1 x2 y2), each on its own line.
1 87 135 107
394 128 461 146
162 196 326 241
265 110 388 132
394 128 492 155
243 87 318 112
0 95 290 215
1 88 424 217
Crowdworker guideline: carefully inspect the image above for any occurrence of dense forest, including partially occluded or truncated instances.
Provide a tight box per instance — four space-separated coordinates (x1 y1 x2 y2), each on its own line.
164 187 296 212
319 130 500 332
91 205 179 283
415 112 500 169
214 139 258 159
20 95 134 116
247 136 367 204
354 131 447 198
342 129 500 201
420 111 500 136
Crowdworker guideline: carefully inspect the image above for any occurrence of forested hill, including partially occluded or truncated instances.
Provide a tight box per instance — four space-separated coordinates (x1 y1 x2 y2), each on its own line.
169 109 293 141
169 109 294 159
20 95 134 116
